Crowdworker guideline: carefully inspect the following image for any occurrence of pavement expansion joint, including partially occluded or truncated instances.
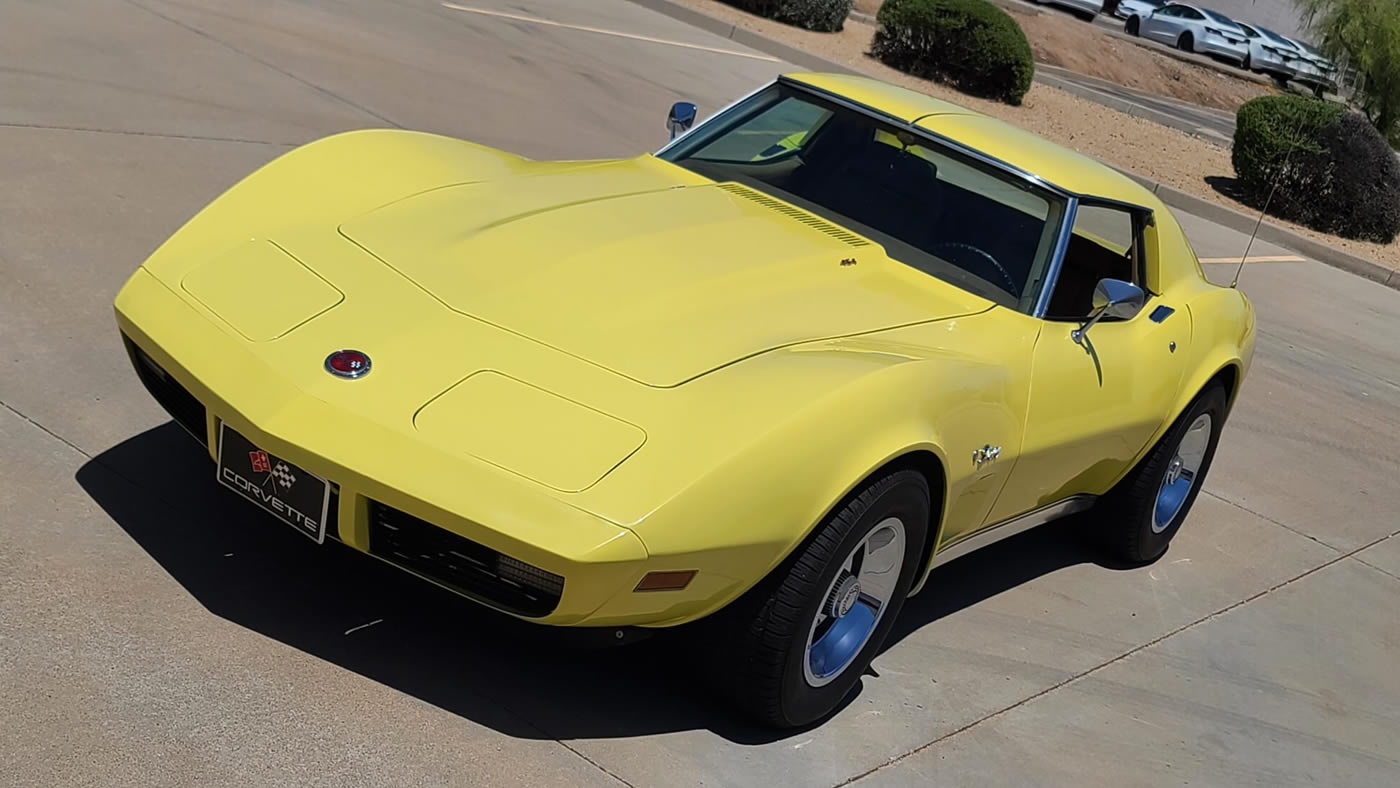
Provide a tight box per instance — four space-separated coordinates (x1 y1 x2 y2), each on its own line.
0 121 295 147
118 0 402 128
1200 489 1343 554
834 519 1400 786
1 397 92 460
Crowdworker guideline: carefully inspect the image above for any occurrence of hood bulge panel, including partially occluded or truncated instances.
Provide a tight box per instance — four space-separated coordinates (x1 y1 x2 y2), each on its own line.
340 161 988 387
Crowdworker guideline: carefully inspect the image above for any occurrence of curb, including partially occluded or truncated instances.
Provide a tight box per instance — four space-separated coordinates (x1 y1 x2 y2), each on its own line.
626 0 1400 291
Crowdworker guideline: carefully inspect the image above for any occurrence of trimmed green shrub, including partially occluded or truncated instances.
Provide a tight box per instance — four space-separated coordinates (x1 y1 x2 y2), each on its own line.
722 0 854 32
1232 95 1340 204
870 0 1034 106
1232 95 1400 243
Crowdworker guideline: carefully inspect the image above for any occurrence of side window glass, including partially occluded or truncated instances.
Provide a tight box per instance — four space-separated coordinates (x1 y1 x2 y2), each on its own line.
686 97 832 163
1185 8 1204 19
1046 206 1142 320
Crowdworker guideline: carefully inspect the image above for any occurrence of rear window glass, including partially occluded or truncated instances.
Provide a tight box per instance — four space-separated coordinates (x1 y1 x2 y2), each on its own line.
1200 8 1236 25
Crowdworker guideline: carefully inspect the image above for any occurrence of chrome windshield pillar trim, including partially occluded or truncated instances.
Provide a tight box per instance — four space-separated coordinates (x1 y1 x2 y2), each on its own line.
653 81 773 157
1032 196 1079 318
929 494 1096 570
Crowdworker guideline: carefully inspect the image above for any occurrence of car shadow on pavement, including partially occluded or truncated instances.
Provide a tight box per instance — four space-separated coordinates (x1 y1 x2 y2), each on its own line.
1204 175 1259 208
78 422 1127 743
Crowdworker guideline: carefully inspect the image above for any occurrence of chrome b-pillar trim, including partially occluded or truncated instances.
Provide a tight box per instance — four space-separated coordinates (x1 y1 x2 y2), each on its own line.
1032 196 1079 318
929 494 1097 570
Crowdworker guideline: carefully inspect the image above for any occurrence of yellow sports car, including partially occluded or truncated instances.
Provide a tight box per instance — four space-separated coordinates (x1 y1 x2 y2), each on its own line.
115 73 1254 727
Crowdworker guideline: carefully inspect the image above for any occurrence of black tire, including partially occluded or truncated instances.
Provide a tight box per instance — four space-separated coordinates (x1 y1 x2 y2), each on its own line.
1125 16 1140 36
1241 53 1252 71
1272 74 1290 88
1178 32 1194 53
1101 385 1227 564
1077 10 1096 21
707 470 930 728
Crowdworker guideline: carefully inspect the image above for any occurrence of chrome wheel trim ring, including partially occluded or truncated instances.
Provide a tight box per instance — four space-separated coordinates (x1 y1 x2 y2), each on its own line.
1153 413 1212 533
802 517 906 688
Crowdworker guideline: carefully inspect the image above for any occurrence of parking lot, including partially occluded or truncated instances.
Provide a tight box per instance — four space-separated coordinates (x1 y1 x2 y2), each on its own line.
2 0 1398 785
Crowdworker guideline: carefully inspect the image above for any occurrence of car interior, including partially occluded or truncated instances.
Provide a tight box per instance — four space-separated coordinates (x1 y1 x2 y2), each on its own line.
669 97 1063 310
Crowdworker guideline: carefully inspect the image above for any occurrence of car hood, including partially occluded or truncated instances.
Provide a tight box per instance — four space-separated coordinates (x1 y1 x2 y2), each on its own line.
338 159 990 387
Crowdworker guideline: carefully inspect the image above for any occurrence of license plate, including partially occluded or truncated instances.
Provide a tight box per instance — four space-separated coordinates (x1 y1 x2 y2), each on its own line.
216 423 331 543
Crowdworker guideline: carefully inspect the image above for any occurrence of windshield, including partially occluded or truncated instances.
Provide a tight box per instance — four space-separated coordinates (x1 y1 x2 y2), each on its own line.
1257 26 1293 46
658 84 1067 311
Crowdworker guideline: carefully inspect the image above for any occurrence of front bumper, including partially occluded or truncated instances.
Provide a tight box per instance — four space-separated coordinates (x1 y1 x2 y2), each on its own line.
115 267 732 627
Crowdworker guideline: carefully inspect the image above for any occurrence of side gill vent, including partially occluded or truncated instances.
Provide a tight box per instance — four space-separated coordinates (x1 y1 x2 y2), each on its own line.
716 183 871 248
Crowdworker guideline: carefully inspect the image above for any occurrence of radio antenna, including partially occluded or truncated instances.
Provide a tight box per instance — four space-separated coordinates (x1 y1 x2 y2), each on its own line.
1233 112 1310 288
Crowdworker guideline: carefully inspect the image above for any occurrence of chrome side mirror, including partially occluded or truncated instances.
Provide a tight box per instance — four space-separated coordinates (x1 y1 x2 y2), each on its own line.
667 101 697 140
1071 278 1146 343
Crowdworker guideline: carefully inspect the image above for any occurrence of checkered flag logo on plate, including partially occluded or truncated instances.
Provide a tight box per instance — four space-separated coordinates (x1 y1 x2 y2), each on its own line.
270 462 297 489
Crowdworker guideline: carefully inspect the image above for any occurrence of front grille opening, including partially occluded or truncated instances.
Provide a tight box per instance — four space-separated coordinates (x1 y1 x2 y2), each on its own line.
368 502 564 617
123 335 208 447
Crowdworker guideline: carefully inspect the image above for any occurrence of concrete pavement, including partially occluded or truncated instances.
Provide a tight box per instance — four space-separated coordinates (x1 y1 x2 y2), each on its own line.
2 1 1399 786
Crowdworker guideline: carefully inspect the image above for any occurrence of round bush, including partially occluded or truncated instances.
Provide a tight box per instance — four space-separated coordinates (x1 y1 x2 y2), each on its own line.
722 0 853 32
1316 113 1400 242
871 0 1034 106
1232 95 1339 204
1232 95 1400 243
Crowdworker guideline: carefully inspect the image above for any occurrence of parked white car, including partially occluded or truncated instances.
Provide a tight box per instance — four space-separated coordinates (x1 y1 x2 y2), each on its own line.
1034 0 1105 22
1235 21 1302 82
1113 0 1164 20
1285 37 1338 96
1126 3 1249 66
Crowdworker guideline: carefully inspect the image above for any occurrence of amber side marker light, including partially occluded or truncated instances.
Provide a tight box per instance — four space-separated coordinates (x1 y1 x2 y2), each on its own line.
634 570 698 592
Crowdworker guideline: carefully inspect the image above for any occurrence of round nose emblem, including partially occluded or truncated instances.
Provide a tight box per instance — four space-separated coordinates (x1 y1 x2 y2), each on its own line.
325 349 371 379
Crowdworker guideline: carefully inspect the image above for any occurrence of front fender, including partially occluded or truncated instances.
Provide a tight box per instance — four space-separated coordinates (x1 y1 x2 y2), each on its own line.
137 129 531 285
593 314 1035 626
1135 285 1255 477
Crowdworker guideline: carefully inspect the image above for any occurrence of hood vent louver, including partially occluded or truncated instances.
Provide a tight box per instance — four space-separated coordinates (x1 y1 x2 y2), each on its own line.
716 183 871 248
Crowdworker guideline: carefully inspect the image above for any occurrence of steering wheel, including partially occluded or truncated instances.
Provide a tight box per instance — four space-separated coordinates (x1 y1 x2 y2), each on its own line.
930 242 1018 297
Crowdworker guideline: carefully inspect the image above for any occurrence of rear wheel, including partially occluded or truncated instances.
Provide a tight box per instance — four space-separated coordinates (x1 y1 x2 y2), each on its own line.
1125 16 1140 36
1241 53 1252 70
706 470 930 728
1178 32 1194 52
1101 385 1226 564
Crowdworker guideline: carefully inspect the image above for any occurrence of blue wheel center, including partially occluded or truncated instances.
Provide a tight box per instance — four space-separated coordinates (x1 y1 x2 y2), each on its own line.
809 601 877 681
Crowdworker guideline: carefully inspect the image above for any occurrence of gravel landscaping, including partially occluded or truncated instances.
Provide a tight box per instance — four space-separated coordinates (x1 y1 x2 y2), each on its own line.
673 0 1400 270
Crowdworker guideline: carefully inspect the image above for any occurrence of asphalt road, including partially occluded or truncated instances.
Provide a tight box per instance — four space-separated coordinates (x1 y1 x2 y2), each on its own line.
2 1 1399 786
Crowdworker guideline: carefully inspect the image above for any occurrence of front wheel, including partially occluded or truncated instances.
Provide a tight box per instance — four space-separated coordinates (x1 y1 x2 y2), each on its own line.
708 470 930 727
1101 385 1227 563
1178 32 1194 53
1125 16 1140 36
